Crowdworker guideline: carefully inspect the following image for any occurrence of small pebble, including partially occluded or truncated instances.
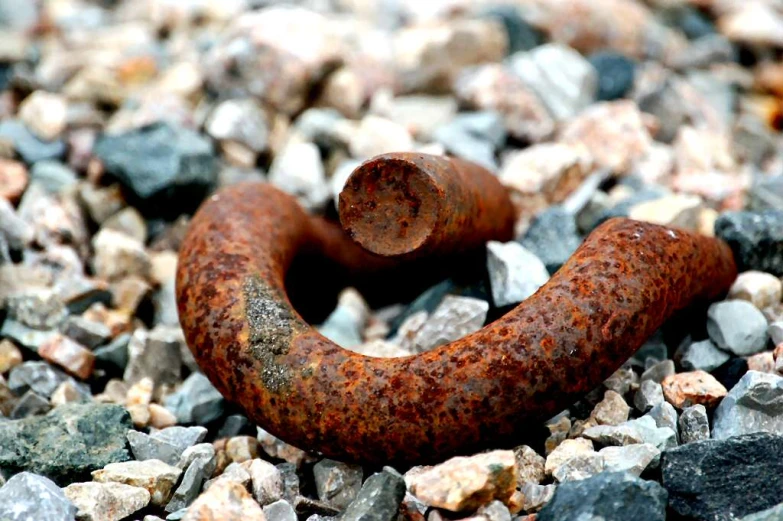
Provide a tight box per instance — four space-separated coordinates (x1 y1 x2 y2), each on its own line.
708 300 769 356
0 472 77 521
662 370 728 409
712 370 783 439
166 447 217 513
729 271 783 310
518 207 581 275
551 452 605 483
407 295 489 353
634 380 665 413
588 51 636 101
225 435 259 463
513 445 545 486
676 338 730 372
92 459 183 507
715 211 783 276
63 482 151 521
181 479 264 521
341 468 406 521
249 458 285 507
519 482 556 513
590 389 631 426
486 241 549 307
164 372 225 425
0 339 23 374
313 459 363 510
38 334 95 380
583 424 645 447
679 404 710 443
127 426 208 466
622 415 677 450
648 402 679 441
641 360 675 383
407 451 516 512
544 438 594 476
599 443 661 477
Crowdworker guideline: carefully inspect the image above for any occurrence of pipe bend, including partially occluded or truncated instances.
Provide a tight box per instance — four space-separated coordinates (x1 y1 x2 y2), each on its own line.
176 181 737 465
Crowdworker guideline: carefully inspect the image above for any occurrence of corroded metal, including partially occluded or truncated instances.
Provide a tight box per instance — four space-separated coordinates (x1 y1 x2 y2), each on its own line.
338 153 516 258
176 167 737 466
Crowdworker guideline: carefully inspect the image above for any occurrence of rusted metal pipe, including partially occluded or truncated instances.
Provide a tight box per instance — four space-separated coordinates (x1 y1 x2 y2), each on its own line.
338 153 516 258
176 165 737 466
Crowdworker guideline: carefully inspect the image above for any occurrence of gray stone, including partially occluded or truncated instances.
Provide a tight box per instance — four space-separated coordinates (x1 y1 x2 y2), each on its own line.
249 458 284 506
519 206 582 274
340 469 406 521
623 415 677 450
7 361 69 398
313 459 363 510
94 333 131 372
124 326 183 388
509 43 597 121
165 445 217 512
599 443 661 477
407 295 489 353
769 321 783 345
679 404 710 444
5 289 67 330
486 241 549 307
715 211 783 277
10 390 51 419
205 98 269 152
0 198 33 251
433 122 498 171
317 290 369 349
634 380 664 413
676 338 731 372
0 119 66 164
551 452 605 483
707 300 769 356
648 402 679 443
177 443 216 471
582 425 644 446
268 141 330 212
0 404 131 485
164 372 226 425
263 499 297 521
0 472 77 521
662 432 783 520
62 315 112 350
295 108 350 150
537 471 667 521
93 122 217 218
128 426 208 466
739 502 783 521
0 319 58 353
712 370 783 440
641 359 676 383
29 161 77 194
519 482 556 512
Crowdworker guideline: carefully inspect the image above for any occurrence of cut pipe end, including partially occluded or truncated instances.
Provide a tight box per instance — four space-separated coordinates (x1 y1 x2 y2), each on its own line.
338 156 441 257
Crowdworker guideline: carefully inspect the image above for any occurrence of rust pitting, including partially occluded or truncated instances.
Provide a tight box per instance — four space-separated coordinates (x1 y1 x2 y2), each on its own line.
176 152 738 466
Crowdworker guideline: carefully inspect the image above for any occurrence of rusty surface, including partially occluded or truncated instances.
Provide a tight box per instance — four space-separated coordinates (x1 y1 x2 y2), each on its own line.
176 174 737 466
338 152 516 258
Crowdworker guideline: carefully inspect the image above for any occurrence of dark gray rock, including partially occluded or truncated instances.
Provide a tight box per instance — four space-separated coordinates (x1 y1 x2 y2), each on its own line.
648 402 679 443
340 468 406 521
165 443 217 513
93 122 217 218
634 380 664 413
0 319 59 352
662 5 716 39
163 372 226 425
588 51 636 101
217 414 253 438
679 404 710 444
519 206 582 274
537 471 667 521
128 426 208 466
640 359 675 383
94 333 131 373
715 211 783 276
712 371 783 440
707 300 768 356
662 432 783 520
0 404 131 485
10 390 51 419
62 315 111 350
0 472 77 521
433 114 501 171
479 5 543 54
0 119 66 164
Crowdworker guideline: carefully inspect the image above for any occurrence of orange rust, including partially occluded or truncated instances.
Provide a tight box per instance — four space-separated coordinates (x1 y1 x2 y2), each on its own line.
338 153 516 258
176 155 737 465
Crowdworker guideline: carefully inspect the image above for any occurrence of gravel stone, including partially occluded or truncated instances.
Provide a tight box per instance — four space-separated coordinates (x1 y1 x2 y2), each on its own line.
715 211 783 276
0 403 131 484
93 122 217 218
341 469 406 521
514 445 545 486
588 51 636 101
62 315 112 350
205 98 269 153
313 459 363 510
551 452 605 483
679 404 710 443
518 207 582 274
38 334 95 380
29 161 77 194
0 472 77 521
712 370 783 440
0 119 66 164
707 300 769 356
64 482 151 521
486 241 549 307
250 458 284 506
599 444 661 477
729 271 783 310
648 402 679 442
268 141 330 212
124 326 183 388
583 425 645 447
509 43 597 121
662 432 783 520
164 372 226 425
623 415 677 450
634 380 664 413
662 370 728 409
8 361 70 398
93 459 183 507
182 479 264 521
640 359 675 383
127 426 208 466
10 389 52 418
166 446 217 513
676 338 731 372
263 499 297 521
537 471 667 521
590 390 631 426
406 295 489 353
408 451 515 512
